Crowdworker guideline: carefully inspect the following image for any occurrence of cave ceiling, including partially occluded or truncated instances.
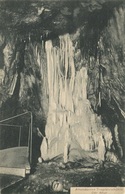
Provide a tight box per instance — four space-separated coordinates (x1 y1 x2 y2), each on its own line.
0 0 124 37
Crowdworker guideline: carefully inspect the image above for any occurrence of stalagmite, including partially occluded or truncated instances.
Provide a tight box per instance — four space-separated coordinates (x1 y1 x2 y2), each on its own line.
64 142 70 163
98 134 106 163
40 137 48 160
64 127 71 163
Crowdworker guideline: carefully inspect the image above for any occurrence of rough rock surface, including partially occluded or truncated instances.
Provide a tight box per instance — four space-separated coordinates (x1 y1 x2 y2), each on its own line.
0 0 125 162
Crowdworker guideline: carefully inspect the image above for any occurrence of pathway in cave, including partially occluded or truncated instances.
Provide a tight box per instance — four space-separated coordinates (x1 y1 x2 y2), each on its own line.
2 161 125 194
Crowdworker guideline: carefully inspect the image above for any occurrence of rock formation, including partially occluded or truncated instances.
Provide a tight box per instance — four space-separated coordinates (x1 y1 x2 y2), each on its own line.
0 0 124 163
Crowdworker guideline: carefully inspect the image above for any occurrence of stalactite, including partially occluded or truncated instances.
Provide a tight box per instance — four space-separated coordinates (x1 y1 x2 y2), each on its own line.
114 124 123 158
0 69 5 85
3 43 15 71
19 73 24 98
98 91 101 107
26 74 35 89
113 96 125 119
9 72 18 95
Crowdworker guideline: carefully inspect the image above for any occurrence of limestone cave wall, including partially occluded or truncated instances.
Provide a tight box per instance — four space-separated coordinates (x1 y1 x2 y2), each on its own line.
0 0 125 163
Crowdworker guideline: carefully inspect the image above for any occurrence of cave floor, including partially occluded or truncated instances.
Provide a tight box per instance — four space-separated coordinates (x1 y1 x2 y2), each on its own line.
2 161 125 194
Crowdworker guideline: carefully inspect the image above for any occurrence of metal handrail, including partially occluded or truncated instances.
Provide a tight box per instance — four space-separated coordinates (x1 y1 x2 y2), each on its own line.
0 124 22 128
0 112 29 123
0 111 33 164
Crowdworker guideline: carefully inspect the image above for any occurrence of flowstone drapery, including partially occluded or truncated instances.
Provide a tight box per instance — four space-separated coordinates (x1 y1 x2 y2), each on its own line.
40 34 113 162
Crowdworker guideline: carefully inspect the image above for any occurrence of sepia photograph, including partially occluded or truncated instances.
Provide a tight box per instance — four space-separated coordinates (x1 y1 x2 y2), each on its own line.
0 0 125 193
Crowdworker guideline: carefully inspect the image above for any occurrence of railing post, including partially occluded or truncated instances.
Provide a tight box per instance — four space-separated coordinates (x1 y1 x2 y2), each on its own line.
30 112 33 164
18 126 21 147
